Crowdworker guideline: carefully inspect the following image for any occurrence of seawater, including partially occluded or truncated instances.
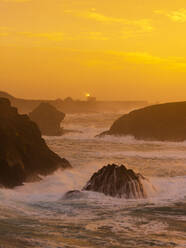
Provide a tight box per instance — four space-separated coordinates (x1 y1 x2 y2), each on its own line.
0 112 185 248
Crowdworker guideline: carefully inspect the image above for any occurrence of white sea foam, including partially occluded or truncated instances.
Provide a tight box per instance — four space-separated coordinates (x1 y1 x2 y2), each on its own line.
71 149 186 160
0 161 185 247
0 164 185 210
0 111 186 247
45 128 186 149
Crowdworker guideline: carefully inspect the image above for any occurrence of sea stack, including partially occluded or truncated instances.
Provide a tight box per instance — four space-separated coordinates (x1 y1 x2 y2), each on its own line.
0 98 71 188
98 101 186 141
29 102 65 136
83 164 147 199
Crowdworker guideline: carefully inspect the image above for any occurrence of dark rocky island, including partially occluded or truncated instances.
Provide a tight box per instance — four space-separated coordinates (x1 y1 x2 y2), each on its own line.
83 164 147 199
99 101 186 141
29 103 65 136
0 98 71 188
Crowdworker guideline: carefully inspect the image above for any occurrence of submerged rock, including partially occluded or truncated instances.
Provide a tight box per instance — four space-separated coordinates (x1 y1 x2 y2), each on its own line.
98 101 186 141
83 164 147 199
62 190 86 200
29 103 65 136
0 98 71 188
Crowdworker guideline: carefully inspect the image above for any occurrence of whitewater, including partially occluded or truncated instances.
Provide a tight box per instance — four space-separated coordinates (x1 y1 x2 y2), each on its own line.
0 112 185 248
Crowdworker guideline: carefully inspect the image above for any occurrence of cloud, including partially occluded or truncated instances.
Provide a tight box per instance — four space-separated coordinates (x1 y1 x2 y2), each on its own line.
0 0 31 2
19 32 65 41
17 31 109 42
81 49 186 71
109 51 168 64
80 11 124 23
131 19 153 32
80 32 109 40
65 10 153 33
0 27 9 37
109 51 186 70
0 26 9 31
0 32 9 36
155 8 186 23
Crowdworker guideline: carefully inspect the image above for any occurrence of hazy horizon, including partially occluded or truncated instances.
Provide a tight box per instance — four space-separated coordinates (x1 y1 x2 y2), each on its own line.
1 0 186 102
3 89 186 105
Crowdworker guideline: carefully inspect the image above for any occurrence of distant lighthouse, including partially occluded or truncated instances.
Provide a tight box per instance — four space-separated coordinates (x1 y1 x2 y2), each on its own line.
85 93 96 102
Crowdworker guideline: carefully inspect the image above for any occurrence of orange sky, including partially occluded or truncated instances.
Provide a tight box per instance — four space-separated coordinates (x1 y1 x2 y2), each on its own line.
0 0 186 101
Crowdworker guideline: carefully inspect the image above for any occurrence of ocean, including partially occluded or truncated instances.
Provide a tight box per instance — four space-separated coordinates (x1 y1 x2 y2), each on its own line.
0 112 185 248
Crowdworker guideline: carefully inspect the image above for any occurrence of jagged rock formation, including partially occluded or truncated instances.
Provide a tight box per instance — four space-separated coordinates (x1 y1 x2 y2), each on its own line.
0 98 71 188
99 102 186 141
29 103 65 136
83 164 147 199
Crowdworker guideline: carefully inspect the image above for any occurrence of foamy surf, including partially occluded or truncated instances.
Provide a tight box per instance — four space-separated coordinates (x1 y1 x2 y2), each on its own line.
0 112 185 248
0 165 185 208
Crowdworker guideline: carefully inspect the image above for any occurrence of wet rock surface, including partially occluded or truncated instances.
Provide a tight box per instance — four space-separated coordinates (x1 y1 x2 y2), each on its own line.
83 164 147 199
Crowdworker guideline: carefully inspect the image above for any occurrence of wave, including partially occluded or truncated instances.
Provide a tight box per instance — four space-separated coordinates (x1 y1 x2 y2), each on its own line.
0 165 185 210
91 149 186 160
0 168 184 248
44 129 186 148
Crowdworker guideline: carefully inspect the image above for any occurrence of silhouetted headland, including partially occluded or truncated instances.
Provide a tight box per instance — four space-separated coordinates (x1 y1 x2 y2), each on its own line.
0 98 71 188
99 101 186 141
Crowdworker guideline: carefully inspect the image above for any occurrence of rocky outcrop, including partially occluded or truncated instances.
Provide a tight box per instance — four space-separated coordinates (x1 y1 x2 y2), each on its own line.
99 102 186 141
29 103 65 136
83 164 147 199
0 98 71 188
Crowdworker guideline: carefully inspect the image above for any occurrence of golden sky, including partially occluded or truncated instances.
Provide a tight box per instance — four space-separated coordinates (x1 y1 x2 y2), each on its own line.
1 0 186 101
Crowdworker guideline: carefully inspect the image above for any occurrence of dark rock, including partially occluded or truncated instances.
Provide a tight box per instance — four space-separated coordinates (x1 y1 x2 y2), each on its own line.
83 164 147 199
62 190 86 200
29 103 65 136
98 102 186 141
0 98 71 188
